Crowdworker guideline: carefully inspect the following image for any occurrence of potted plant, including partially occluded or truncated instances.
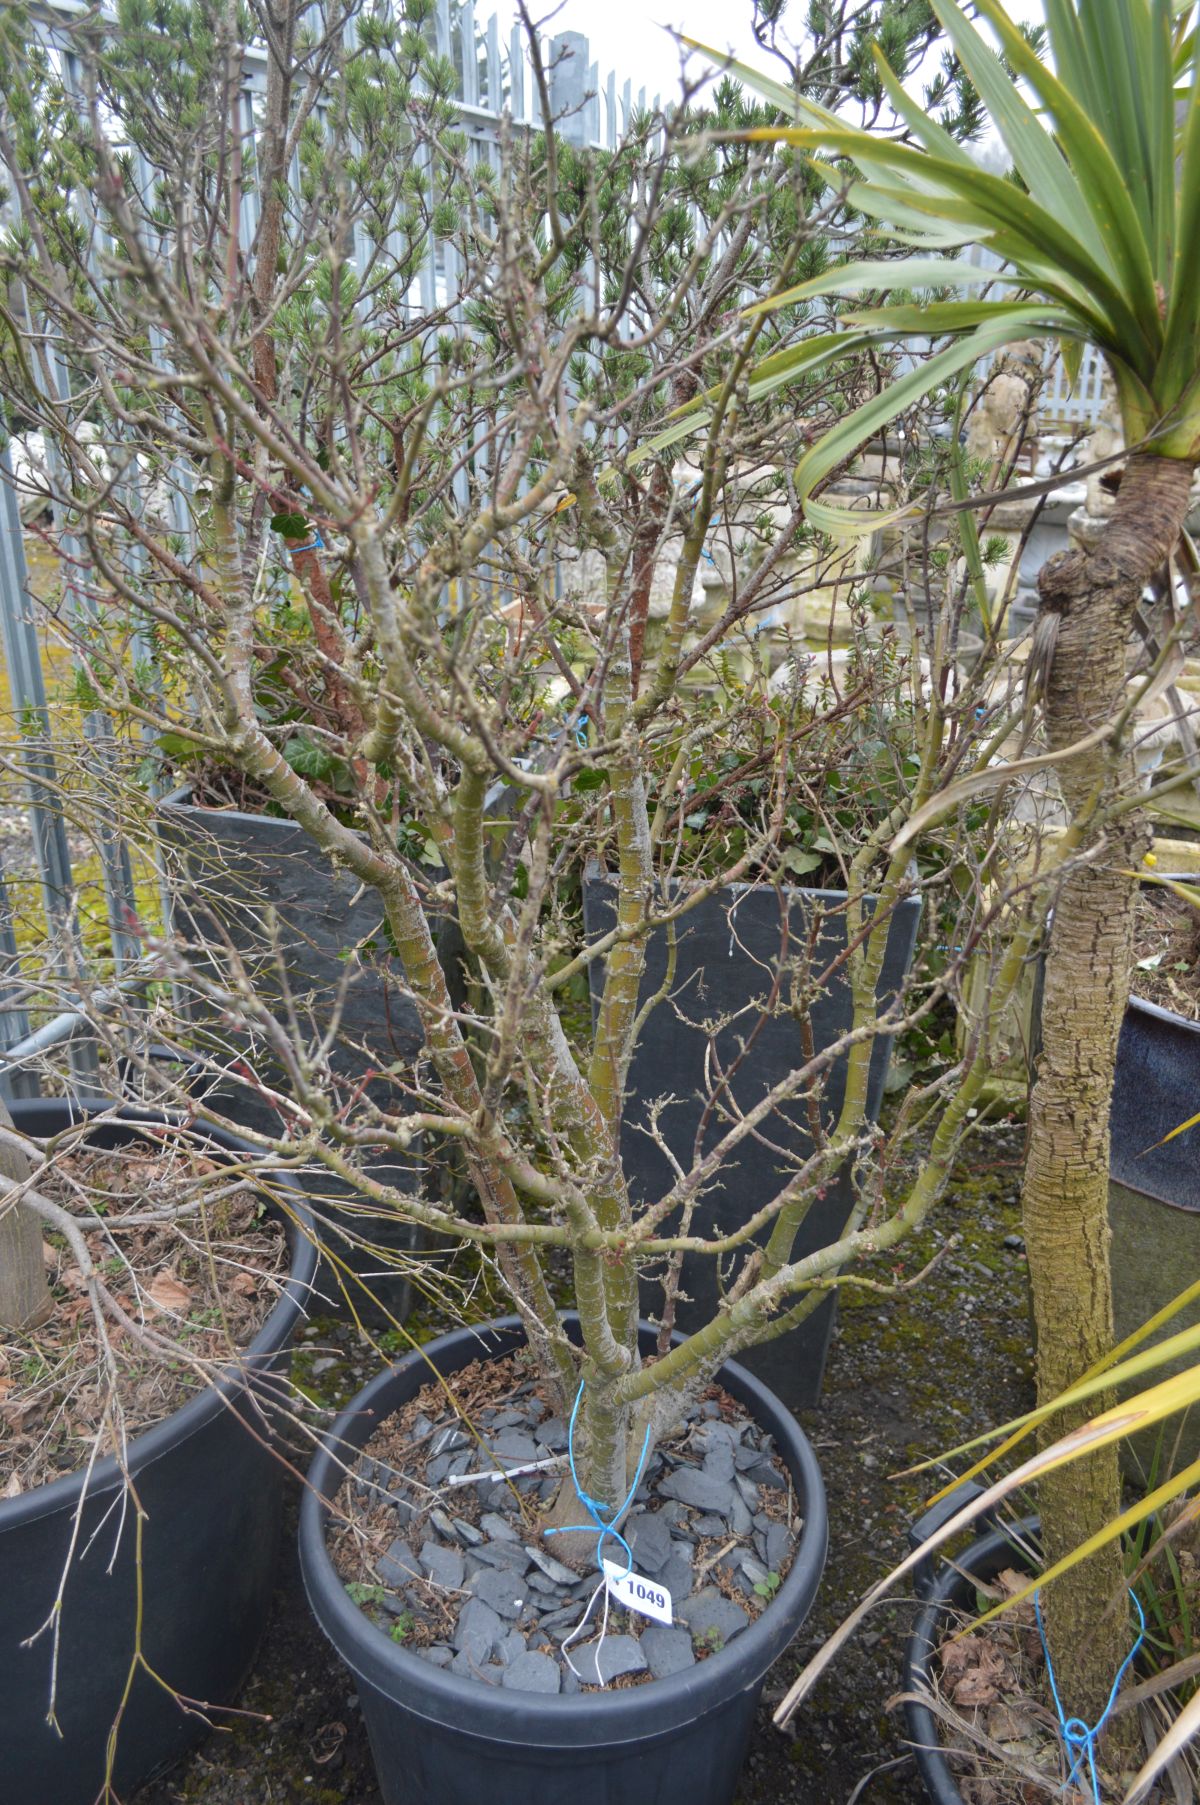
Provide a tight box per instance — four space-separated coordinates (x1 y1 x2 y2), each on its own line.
0 1096 317 1805
710 0 1200 1733
777 1315 1200 1801
0 4 1049 1800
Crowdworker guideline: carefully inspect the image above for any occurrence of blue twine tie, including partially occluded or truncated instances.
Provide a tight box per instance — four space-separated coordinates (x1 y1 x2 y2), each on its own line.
288 529 325 554
1034 1586 1145 1804
545 1381 651 1580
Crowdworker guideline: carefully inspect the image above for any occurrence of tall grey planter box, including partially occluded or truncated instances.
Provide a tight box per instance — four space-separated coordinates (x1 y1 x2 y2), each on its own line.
159 789 425 1323
584 875 922 1409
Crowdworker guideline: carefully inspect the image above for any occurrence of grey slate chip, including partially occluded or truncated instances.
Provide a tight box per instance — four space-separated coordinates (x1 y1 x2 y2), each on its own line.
524 1545 579 1586
640 1624 696 1679
378 1538 421 1588
430 1425 470 1456
497 1629 528 1664
624 1512 673 1575
452 1596 505 1662
763 1521 791 1572
730 1495 754 1538
468 1565 527 1620
452 1516 483 1546
658 1468 735 1514
480 1511 520 1542
676 1587 749 1647
693 1514 727 1538
501 1651 562 1694
702 1444 736 1484
658 1543 694 1608
420 1645 454 1668
472 1540 531 1574
420 1540 465 1591
490 1430 539 1464
571 1634 648 1685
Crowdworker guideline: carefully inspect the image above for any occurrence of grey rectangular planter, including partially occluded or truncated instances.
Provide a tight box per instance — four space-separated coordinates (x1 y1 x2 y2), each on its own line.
584 874 922 1408
159 787 425 1322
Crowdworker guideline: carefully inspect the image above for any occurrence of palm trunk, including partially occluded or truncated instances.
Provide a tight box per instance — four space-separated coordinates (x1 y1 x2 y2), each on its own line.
1023 453 1195 1718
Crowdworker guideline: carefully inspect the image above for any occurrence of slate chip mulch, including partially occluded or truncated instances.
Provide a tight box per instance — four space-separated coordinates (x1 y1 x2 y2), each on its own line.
329 1354 800 1694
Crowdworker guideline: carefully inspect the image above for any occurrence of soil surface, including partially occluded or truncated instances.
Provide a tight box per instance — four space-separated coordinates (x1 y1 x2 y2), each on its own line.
1131 882 1200 1022
135 1129 1034 1805
1 1141 289 1494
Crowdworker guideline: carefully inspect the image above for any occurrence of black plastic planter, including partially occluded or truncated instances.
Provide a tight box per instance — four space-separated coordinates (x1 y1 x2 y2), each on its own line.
300 1316 828 1805
904 1510 1041 1805
1108 929 1200 1468
583 874 922 1407
0 1101 318 1805
159 786 425 1322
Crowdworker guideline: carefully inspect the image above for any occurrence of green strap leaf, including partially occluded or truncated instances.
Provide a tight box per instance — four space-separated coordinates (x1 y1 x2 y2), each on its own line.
844 300 1079 334
972 0 1162 345
743 255 1015 320
928 0 1108 270
743 126 1146 359
792 311 1111 537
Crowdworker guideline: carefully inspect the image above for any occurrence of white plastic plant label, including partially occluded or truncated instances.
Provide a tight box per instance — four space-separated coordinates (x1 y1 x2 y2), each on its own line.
601 1558 673 1625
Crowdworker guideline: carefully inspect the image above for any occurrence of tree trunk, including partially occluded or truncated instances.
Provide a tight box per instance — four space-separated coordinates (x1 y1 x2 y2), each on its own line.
1023 453 1195 1718
0 1096 51 1332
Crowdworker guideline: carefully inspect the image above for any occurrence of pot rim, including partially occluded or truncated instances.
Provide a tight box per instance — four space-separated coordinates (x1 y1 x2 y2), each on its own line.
0 1100 318 1532
904 1518 1041 1805
299 1314 828 1745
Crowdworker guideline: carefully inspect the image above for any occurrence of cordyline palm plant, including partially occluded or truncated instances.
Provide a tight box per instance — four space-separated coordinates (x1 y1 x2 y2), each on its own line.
687 0 1200 1724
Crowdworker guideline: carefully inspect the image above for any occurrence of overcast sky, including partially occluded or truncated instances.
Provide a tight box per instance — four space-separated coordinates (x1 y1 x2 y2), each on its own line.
496 0 1046 111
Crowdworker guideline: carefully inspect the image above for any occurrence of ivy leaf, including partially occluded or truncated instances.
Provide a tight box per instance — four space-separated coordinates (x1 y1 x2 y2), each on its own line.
283 734 334 780
781 847 823 876
271 511 309 538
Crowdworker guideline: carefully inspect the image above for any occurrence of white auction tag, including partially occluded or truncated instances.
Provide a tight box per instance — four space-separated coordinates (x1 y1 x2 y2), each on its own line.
601 1558 673 1625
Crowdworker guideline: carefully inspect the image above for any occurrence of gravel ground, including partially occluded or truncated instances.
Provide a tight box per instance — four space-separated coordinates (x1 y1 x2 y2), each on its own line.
133 1128 1033 1805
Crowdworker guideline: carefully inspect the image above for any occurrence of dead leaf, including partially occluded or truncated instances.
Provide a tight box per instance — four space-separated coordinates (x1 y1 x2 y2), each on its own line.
147 1272 192 1314
4 1471 22 1498
229 1271 258 1297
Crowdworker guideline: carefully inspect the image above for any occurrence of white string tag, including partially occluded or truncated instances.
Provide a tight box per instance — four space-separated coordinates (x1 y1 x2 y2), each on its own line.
601 1558 673 1625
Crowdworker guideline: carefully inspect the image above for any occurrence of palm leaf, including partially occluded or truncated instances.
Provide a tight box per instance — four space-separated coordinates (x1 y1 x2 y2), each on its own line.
742 254 1017 318
971 0 1162 333
928 0 1108 270
744 127 1149 356
792 310 1088 536
772 1356 1200 1729
1126 1684 1200 1801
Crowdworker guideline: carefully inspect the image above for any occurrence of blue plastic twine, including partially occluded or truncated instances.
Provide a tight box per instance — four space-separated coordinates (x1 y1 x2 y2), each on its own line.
288 528 325 554
1034 1586 1145 1804
545 1382 651 1580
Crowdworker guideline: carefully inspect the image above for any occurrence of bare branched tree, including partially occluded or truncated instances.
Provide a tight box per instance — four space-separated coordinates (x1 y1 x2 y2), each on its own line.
0 0 1054 1549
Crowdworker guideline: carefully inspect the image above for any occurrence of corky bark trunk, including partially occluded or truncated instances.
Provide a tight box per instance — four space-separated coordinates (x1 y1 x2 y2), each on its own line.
1023 453 1195 1719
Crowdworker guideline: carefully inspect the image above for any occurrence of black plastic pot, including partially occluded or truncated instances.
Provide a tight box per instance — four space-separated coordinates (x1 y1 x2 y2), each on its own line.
583 873 922 1407
299 1316 828 1805
904 1499 1041 1805
1107 992 1200 1468
159 785 425 1323
0 1101 318 1805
